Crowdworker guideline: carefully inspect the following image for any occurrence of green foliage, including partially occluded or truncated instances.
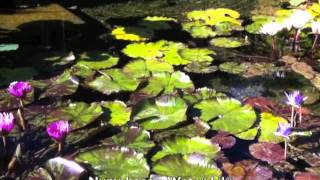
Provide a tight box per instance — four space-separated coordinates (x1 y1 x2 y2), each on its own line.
133 96 187 130
194 98 256 135
102 100 131 126
75 147 149 178
210 37 249 48
153 155 222 178
0 44 19 52
76 51 119 70
289 0 306 6
111 26 153 41
152 136 220 161
87 69 140 95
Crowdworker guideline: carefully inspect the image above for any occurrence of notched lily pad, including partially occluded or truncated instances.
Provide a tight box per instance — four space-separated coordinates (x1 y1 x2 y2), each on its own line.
75 146 149 179
133 96 187 130
76 51 119 70
210 37 249 48
111 26 153 41
101 100 131 126
259 112 288 143
152 136 220 161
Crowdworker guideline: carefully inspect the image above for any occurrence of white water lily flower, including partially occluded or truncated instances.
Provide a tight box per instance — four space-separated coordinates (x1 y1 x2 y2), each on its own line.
290 10 312 29
260 22 283 36
282 18 293 30
312 21 320 34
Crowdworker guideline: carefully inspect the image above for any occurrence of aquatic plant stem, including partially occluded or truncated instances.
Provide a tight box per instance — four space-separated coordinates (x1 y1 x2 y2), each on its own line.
299 107 302 124
284 139 287 159
58 141 64 153
291 106 295 127
2 136 6 148
272 36 277 59
17 99 26 131
293 29 301 53
312 34 318 52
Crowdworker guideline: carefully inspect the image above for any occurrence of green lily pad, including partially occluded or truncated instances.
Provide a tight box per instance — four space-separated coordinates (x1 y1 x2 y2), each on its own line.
219 62 248 74
210 37 249 48
104 126 155 153
258 112 288 143
122 41 164 60
70 64 95 78
140 71 194 96
47 102 103 129
194 98 256 135
76 51 119 70
123 59 173 78
182 23 217 38
183 87 227 105
31 71 79 99
87 69 140 95
75 147 149 179
133 96 187 130
184 61 218 74
0 44 19 52
179 48 215 63
102 100 131 126
235 128 258 140
153 155 222 178
111 26 153 41
0 67 38 86
245 15 273 34
152 136 220 161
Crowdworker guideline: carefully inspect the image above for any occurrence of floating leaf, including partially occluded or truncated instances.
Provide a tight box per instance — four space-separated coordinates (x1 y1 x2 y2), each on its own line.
179 48 215 63
123 59 173 78
76 51 119 70
122 41 164 60
219 62 248 74
210 37 249 48
259 112 288 143
102 100 131 126
140 71 194 96
104 126 155 153
133 96 187 130
138 16 176 30
194 98 256 135
182 23 216 38
0 67 38 86
289 0 306 6
295 172 320 180
47 102 103 129
153 155 222 178
75 147 149 179
0 44 19 52
31 71 79 99
183 87 227 104
249 142 284 165
184 61 218 74
87 69 140 95
152 136 220 161
245 15 273 34
211 132 236 149
111 26 153 41
235 128 258 140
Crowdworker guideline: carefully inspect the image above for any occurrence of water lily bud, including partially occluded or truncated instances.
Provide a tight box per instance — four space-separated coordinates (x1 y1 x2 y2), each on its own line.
260 22 283 36
312 21 320 34
0 112 15 135
290 10 312 29
47 120 71 142
7 81 32 98
274 123 292 139
284 90 307 108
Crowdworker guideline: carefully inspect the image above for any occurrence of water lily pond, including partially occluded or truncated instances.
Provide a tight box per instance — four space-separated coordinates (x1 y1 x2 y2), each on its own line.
1 0 320 179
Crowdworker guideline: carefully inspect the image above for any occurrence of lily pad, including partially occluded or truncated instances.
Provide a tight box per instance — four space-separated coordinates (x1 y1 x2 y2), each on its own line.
249 142 284 165
182 23 217 38
104 126 155 153
183 87 227 104
0 67 38 86
76 51 119 70
194 98 256 135
87 69 140 95
140 71 194 96
123 59 173 78
133 96 187 130
179 48 215 63
235 128 258 140
219 62 248 74
258 112 288 143
211 132 236 149
75 147 149 179
153 155 222 178
0 44 19 52
102 100 131 126
138 16 176 30
184 61 218 74
210 37 249 48
111 26 153 41
47 102 103 129
31 71 79 99
122 41 164 60
0 89 34 111
152 136 220 161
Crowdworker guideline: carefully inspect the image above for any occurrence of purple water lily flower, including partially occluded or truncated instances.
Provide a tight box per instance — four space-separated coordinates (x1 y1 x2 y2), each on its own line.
284 91 307 108
47 120 71 142
7 81 32 98
0 112 15 135
274 123 292 139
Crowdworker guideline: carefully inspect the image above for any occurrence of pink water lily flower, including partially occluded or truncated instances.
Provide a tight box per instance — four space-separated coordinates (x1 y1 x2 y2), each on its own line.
47 120 71 142
7 81 32 98
0 112 15 135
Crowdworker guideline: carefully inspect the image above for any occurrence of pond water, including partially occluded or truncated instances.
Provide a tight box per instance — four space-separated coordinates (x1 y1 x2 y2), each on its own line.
1 0 320 179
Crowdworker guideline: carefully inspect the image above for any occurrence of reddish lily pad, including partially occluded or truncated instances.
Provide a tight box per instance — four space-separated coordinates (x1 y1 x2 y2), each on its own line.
295 172 320 180
249 142 284 165
210 132 236 149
